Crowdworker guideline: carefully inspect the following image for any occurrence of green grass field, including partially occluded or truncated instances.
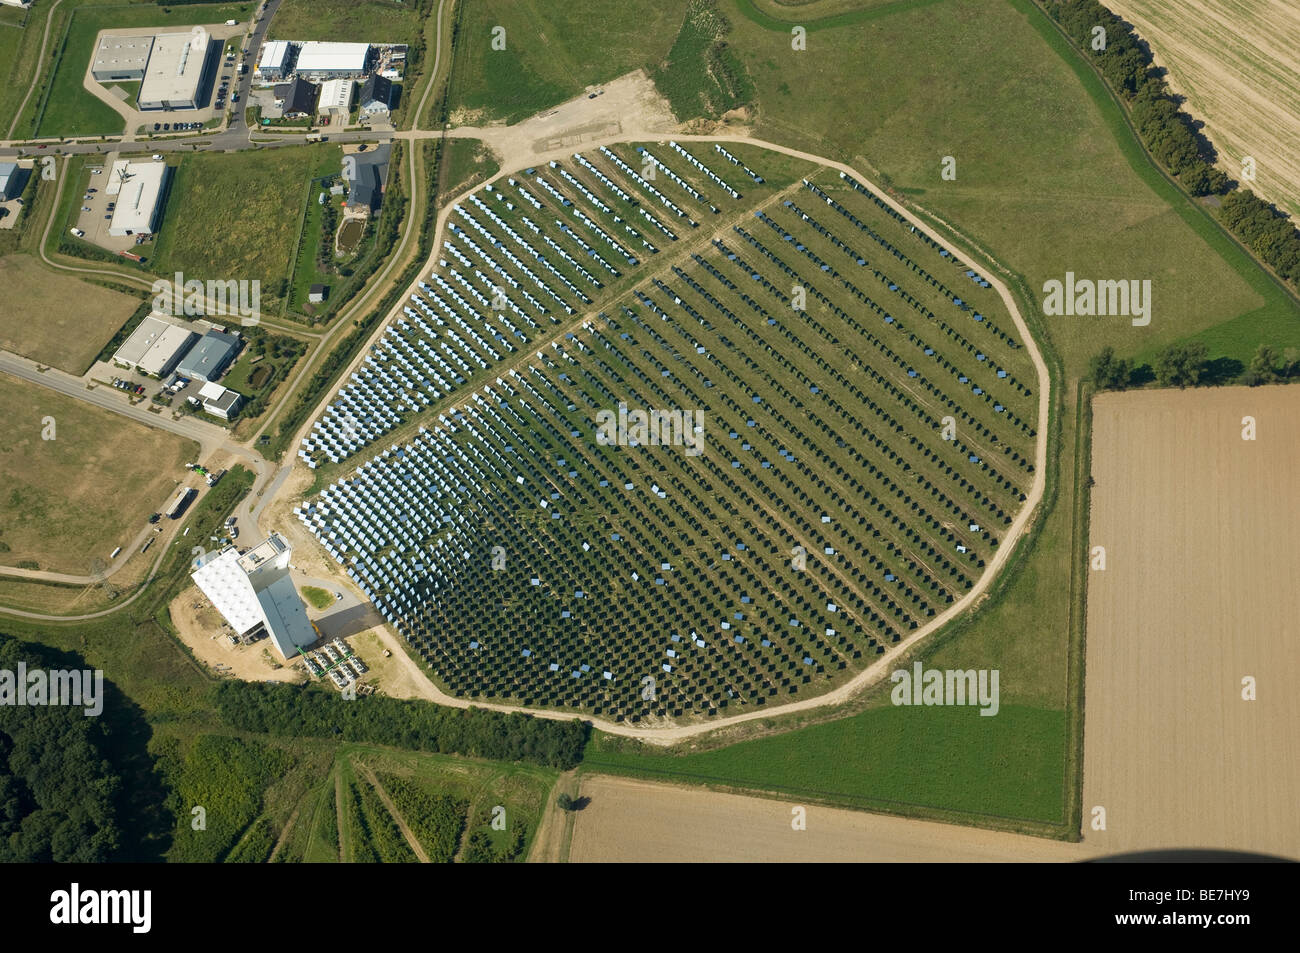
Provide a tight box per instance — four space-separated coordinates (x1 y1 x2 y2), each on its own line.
586 703 1066 824
445 0 685 124
727 0 1298 373
268 0 425 44
152 145 337 313
30 1 252 139
268 746 555 863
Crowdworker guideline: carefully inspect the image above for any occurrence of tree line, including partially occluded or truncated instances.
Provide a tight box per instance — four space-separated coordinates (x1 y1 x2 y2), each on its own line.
214 681 590 769
1047 0 1300 291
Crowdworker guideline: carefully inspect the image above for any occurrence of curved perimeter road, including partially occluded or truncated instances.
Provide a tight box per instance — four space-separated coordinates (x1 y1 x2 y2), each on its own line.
263 128 1053 745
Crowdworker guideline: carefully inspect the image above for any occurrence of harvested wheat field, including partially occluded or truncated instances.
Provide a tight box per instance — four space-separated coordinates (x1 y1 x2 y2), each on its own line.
1084 385 1300 860
1106 1 1300 215
566 775 1088 862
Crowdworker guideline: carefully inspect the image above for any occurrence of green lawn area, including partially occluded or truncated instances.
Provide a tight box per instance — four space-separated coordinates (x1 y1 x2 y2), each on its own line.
0 21 27 134
286 175 355 318
152 145 337 315
301 585 333 610
30 1 253 139
446 0 686 125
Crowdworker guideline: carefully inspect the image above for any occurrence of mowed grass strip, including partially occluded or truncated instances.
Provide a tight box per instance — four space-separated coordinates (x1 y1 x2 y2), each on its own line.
446 0 684 124
0 255 140 374
32 1 253 139
586 703 1067 824
0 370 197 573
152 145 336 311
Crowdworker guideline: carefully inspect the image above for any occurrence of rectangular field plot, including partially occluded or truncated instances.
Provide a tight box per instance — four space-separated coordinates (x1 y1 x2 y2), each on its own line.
0 370 198 574
1084 386 1300 860
0 256 141 374
297 141 1039 723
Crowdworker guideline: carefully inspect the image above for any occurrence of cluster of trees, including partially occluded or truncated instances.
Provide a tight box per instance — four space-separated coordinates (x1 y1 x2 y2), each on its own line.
462 823 526 863
1048 0 1300 289
214 681 590 769
1091 342 1299 390
0 636 126 862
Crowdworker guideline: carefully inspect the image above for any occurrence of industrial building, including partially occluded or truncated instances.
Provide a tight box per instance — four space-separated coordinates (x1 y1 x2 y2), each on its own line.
91 34 154 82
273 75 318 119
191 533 317 659
198 381 244 420
294 41 369 80
105 159 171 237
0 161 30 201
112 315 197 376
357 74 392 120
255 39 293 81
317 78 353 123
137 32 212 110
177 327 240 382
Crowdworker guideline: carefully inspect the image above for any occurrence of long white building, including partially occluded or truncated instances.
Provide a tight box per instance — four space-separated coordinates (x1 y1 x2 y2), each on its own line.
294 41 369 80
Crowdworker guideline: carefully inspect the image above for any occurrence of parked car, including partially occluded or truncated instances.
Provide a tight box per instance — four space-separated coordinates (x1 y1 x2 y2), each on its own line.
152 154 163 160
162 123 170 130
86 188 96 193
153 123 160 131
91 168 102 175
81 206 91 212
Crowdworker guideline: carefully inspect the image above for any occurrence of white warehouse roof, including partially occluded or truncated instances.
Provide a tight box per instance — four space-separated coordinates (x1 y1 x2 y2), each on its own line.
138 32 209 109
106 159 170 236
113 315 195 374
139 324 197 377
257 39 291 72
295 41 368 73
318 78 353 113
